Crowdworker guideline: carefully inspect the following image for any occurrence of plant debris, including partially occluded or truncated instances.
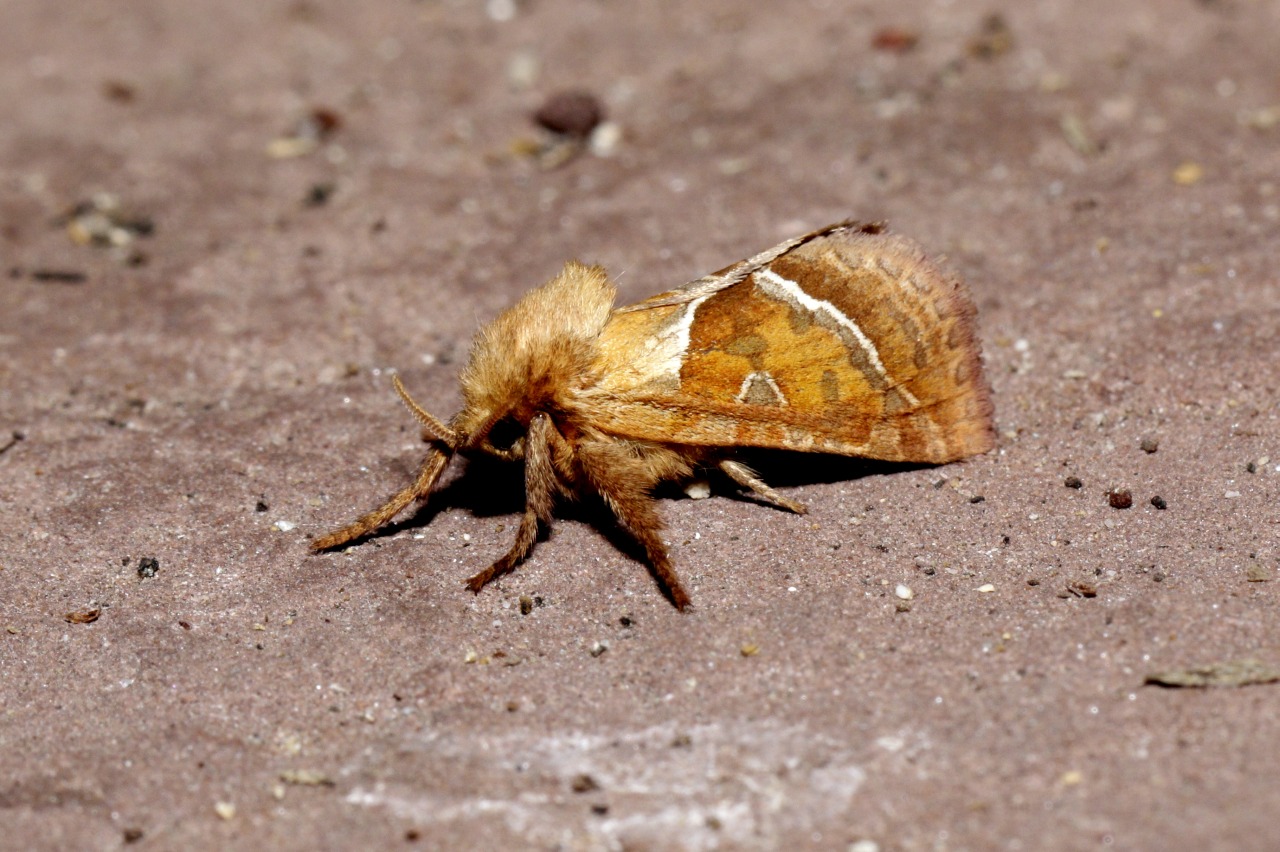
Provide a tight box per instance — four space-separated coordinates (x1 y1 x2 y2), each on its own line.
1246 563 1272 582
1145 658 1280 688
65 608 102 624
279 769 335 787
968 14 1014 59
59 194 154 249
29 269 88 284
1067 580 1097 598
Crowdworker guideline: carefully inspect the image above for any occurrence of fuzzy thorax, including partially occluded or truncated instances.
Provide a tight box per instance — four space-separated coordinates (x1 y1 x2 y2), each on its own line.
452 262 616 447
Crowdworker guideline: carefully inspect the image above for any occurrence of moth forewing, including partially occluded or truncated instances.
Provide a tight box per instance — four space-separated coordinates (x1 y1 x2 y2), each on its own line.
312 220 994 610
587 221 994 463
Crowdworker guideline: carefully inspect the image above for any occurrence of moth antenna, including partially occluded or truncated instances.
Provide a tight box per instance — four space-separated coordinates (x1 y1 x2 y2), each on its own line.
311 446 452 551
392 374 458 447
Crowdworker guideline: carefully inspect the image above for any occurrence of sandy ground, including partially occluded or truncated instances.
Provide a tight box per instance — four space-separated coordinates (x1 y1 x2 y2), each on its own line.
3 1 1280 849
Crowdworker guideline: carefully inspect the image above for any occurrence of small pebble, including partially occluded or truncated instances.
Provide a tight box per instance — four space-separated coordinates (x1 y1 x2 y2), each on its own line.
683 480 711 500
1150 495 1167 510
1108 488 1133 509
589 640 608 658
1140 437 1159 453
506 51 540 89
1064 476 1083 489
976 583 995 593
894 584 914 601
534 91 604 139
589 121 623 157
1173 161 1204 185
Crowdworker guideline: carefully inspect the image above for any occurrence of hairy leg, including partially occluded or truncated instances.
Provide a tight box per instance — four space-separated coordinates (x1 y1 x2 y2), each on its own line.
577 440 692 610
719 459 808 514
312 447 451 551
465 414 560 593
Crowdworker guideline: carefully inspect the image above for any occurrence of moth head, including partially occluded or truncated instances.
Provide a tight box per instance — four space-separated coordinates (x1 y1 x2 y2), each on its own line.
447 260 616 459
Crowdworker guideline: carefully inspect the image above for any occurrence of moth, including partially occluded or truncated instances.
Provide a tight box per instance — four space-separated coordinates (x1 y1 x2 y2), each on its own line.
312 221 995 609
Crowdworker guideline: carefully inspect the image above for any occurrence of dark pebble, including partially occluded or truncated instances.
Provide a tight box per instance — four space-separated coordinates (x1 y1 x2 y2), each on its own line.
534 90 605 138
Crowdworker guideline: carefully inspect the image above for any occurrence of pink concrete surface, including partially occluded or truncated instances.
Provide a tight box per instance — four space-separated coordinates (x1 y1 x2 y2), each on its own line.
2 1 1279 849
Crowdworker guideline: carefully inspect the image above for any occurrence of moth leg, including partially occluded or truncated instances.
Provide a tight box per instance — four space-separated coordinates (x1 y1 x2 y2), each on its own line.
464 414 559 594
544 420 578 500
577 442 692 611
719 459 808 515
312 447 451 551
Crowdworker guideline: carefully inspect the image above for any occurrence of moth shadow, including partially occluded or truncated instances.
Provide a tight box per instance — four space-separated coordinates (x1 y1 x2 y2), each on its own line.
333 450 934 549
723 449 934 493
361 454 682 604
336 454 527 546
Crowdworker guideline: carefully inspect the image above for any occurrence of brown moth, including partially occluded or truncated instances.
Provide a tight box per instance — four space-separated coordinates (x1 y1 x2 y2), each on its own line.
312 221 995 609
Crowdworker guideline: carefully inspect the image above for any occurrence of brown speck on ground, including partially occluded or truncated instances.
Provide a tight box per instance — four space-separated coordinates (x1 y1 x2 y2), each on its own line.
3 2 1279 848
1108 488 1134 509
570 773 600 793
1068 580 1098 598
871 27 920 53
